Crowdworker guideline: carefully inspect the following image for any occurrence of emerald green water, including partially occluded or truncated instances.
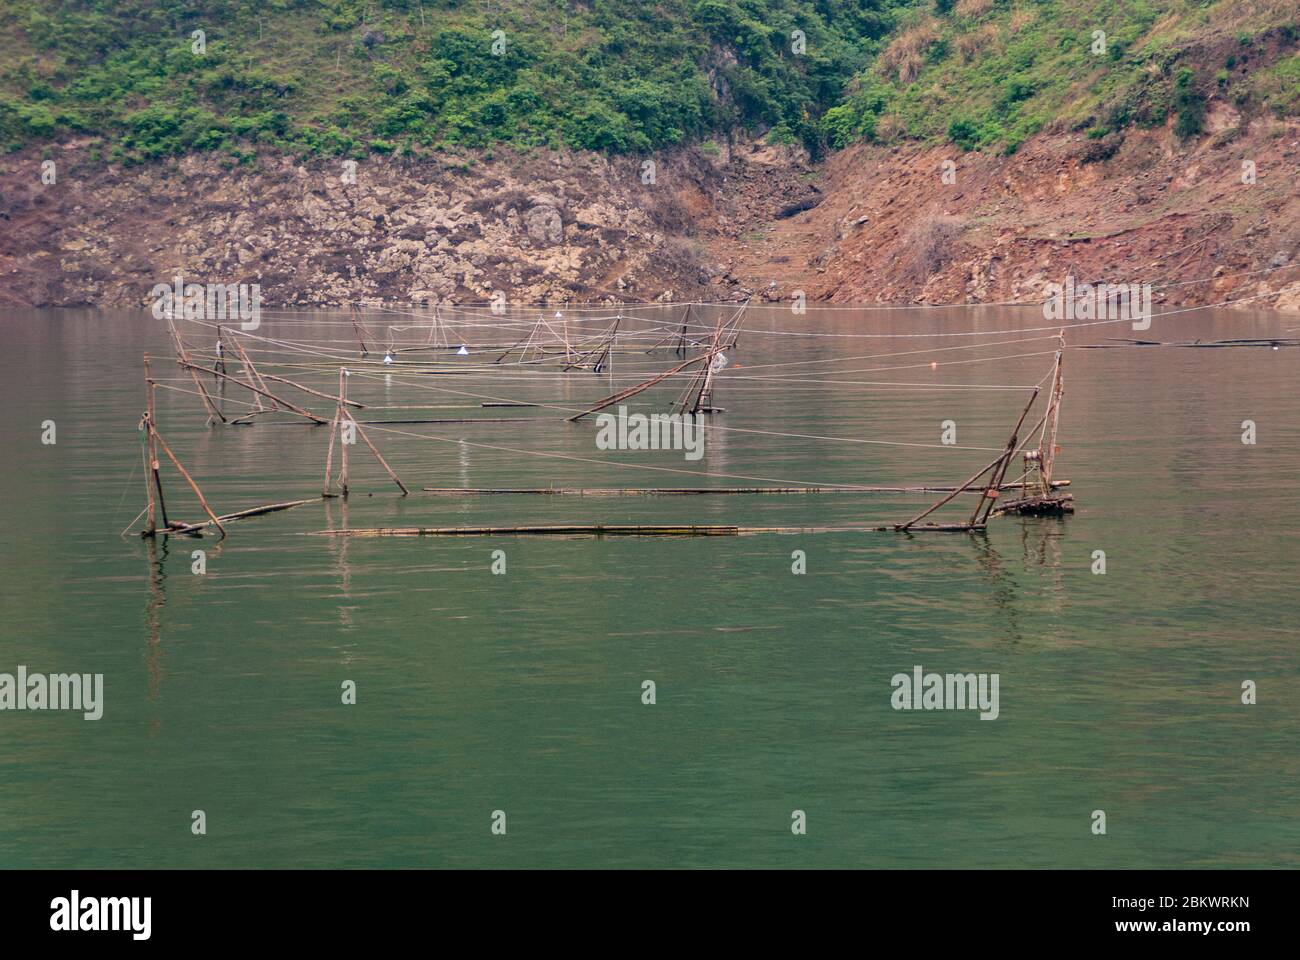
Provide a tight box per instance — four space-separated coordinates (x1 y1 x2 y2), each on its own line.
1 305 1297 868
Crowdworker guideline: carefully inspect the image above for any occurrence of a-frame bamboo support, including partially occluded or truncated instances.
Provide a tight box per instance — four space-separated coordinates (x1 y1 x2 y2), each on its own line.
676 299 748 414
893 386 1041 532
139 353 226 538
322 369 408 497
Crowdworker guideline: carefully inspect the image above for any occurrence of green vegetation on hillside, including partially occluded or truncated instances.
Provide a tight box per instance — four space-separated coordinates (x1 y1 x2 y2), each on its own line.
824 0 1299 154
0 0 1295 162
0 0 911 160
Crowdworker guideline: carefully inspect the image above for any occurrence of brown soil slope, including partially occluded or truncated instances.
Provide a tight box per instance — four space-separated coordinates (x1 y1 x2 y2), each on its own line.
718 113 1300 311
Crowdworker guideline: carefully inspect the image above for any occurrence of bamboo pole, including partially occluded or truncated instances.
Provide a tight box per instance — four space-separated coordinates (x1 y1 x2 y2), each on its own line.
139 420 156 535
970 387 1041 526
323 406 340 497
566 349 716 421
142 354 159 535
970 451 1012 527
180 361 327 424
494 322 537 364
229 335 270 411
343 410 409 495
162 498 323 535
167 316 226 424
150 426 226 538
1039 339 1065 493
315 524 742 537
893 452 1005 531
145 364 171 530
260 370 364 408
339 369 349 498
214 324 226 376
421 481 1070 496
350 305 371 355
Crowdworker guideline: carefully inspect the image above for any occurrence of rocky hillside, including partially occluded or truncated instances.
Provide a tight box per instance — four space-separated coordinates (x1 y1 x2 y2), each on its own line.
0 136 824 307
1 1 1298 309
4 112 1300 310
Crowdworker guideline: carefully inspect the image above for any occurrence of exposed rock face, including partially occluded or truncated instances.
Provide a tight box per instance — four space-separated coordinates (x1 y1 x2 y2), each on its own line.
523 204 563 246
0 146 733 307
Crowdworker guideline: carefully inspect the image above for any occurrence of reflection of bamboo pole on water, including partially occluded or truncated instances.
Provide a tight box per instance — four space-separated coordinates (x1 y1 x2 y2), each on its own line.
323 496 353 610
144 536 165 705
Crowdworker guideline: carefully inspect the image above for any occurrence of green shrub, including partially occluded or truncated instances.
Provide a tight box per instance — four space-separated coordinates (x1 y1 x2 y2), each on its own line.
1172 68 1206 139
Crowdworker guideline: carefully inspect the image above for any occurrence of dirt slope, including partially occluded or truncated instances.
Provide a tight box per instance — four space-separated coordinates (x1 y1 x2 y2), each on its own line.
718 113 1300 311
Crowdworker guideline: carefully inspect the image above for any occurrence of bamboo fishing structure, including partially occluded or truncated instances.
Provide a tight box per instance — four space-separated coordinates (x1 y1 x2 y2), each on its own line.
890 337 1073 531
322 368 409 497
992 335 1074 518
166 315 225 424
564 347 722 421
132 303 1081 540
183 359 328 423
675 299 747 414
139 353 226 538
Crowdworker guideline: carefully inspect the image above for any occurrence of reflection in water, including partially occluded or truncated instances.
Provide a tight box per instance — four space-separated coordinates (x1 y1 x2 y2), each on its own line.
144 536 167 718
969 533 1022 641
1019 520 1068 615
324 496 354 626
